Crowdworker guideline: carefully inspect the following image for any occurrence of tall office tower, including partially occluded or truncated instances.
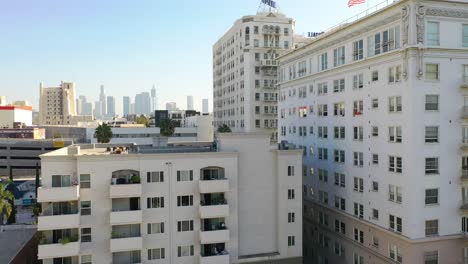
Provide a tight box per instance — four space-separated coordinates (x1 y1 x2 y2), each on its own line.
81 102 93 116
202 98 209 113
130 103 135 115
93 101 102 118
77 95 87 115
187 95 194 110
278 0 468 263
166 102 177 111
151 85 157 111
36 133 303 264
38 81 77 125
123 96 131 116
106 96 116 118
99 85 107 117
134 92 151 115
212 6 295 142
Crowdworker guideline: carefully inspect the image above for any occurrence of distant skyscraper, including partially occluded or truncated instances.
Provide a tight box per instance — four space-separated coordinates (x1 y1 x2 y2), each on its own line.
151 85 157 111
77 95 87 115
166 102 177 111
187 95 194 110
135 92 151 115
202 98 209 113
123 96 130 116
106 96 116 117
99 85 107 117
82 102 93 116
93 101 101 118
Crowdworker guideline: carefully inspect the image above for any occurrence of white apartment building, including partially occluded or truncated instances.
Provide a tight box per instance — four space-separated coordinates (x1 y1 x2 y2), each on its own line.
278 0 468 263
39 82 93 125
36 133 302 264
212 8 296 142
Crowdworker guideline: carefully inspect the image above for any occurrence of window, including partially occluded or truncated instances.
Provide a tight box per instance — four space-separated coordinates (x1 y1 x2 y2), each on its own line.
389 185 402 203
424 251 438 264
389 244 403 263
372 209 379 220
81 228 91 242
147 171 164 182
426 64 439 80
425 157 439 174
288 212 295 223
334 241 345 256
319 53 328 71
353 126 363 141
389 127 402 143
334 126 345 139
319 211 329 226
80 174 90 189
177 195 193 207
427 21 440 46
148 222 164 234
334 149 345 163
148 248 165 260
52 175 71 187
335 219 346 234
288 189 295 200
81 255 92 264
372 154 379 164
318 126 328 138
147 197 164 208
372 98 379 109
372 181 379 192
177 220 194 232
177 170 193 181
318 82 328 95
354 253 364 264
389 214 403 233
353 177 364 193
288 235 295 246
372 70 379 81
333 103 345 117
318 169 328 183
372 236 379 248
353 73 363 89
353 203 364 218
353 100 363 116
335 196 346 210
425 95 439 110
425 126 439 143
425 220 439 236
333 79 345 93
334 172 345 187
353 228 364 244
352 40 364 61
318 104 328 116
388 65 402 83
425 189 439 205
318 148 328 160
177 245 194 257
333 46 345 67
372 126 378 137
353 152 363 167
319 190 329 204
463 24 468 47
288 165 295 176
80 201 91 215
388 96 402 112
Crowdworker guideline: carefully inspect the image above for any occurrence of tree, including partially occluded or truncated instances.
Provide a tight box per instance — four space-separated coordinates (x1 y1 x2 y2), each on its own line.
217 124 232 133
136 115 150 127
94 123 113 143
0 182 14 225
160 118 176 137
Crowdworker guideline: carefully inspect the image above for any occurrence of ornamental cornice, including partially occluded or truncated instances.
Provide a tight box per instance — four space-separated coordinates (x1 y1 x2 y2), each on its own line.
425 7 468 18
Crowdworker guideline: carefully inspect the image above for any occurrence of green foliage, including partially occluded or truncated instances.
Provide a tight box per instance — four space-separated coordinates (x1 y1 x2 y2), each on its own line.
160 118 176 137
130 175 141 184
217 124 232 133
136 115 150 127
94 123 113 143
0 183 14 225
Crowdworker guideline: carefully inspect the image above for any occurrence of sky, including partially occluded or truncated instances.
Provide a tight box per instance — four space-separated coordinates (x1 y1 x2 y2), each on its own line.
0 0 379 114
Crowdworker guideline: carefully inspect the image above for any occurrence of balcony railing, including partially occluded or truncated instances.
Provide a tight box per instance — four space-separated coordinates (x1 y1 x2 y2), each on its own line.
37 185 79 202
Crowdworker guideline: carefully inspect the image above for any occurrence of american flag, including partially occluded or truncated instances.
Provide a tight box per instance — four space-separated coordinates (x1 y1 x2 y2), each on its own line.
348 0 366 7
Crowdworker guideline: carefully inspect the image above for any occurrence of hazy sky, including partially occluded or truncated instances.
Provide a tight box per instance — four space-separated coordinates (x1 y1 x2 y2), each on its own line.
0 0 377 114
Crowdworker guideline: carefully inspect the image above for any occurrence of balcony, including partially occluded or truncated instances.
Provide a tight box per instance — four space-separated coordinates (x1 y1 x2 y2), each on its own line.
199 180 229 194
110 184 142 198
111 210 142 225
200 254 230 264
38 229 79 259
113 250 141 264
200 229 230 244
200 243 229 264
200 194 229 218
110 237 143 252
260 60 278 67
39 201 80 230
37 185 79 202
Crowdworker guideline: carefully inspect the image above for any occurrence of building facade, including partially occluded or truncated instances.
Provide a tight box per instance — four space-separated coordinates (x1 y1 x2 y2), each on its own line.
0 105 32 128
212 10 296 142
123 96 131 116
202 98 209 114
278 0 468 263
36 133 302 264
187 96 194 111
107 96 116 118
135 92 151 115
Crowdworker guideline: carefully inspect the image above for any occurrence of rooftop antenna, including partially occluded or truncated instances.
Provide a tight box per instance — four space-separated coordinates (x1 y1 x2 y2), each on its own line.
257 0 279 14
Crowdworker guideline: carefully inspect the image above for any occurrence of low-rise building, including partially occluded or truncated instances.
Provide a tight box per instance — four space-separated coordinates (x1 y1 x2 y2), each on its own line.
0 105 33 128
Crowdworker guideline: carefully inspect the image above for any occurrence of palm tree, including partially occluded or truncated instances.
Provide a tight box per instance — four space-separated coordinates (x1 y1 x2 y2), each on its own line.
0 182 14 225
94 123 113 143
160 119 175 137
217 124 232 133
136 115 150 127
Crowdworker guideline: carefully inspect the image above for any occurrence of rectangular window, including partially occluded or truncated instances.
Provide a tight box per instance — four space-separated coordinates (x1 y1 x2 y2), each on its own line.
333 46 345 67
80 201 91 216
288 212 295 223
372 181 379 192
353 100 363 116
319 53 328 71
318 104 328 116
80 174 90 189
177 170 193 182
353 177 364 193
425 95 439 111
389 127 402 143
353 74 364 89
52 175 71 187
372 209 379 220
147 171 164 182
333 79 345 93
81 255 92 264
426 64 439 80
463 24 468 47
372 154 379 164
147 197 164 208
288 189 295 200
318 82 328 95
177 195 193 207
177 245 194 257
353 152 363 167
425 189 439 205
389 214 403 233
334 172 345 187
148 248 165 260
389 156 403 173
333 103 345 117
148 222 164 234
372 70 379 81
372 126 379 137
425 126 439 143
334 126 345 139
352 40 364 61
424 251 438 264
288 235 296 246
288 165 295 176
353 126 363 141
334 149 345 163
353 228 364 244
389 244 403 263
388 96 402 112
425 220 439 236
177 220 194 232
427 21 440 46
425 157 439 174
81 228 91 242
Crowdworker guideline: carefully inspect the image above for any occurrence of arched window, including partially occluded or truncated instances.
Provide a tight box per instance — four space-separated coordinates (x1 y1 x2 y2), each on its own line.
111 170 140 184
200 167 225 181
